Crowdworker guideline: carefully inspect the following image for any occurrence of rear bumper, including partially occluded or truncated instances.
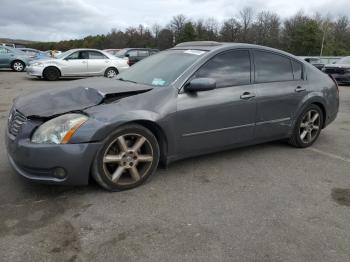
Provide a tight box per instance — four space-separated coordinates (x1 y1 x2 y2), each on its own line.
6 134 102 185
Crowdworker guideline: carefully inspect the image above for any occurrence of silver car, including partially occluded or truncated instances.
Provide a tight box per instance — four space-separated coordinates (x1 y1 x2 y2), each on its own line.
26 48 129 80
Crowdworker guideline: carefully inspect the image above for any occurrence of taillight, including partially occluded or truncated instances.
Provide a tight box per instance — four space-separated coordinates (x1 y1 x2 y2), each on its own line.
328 74 339 95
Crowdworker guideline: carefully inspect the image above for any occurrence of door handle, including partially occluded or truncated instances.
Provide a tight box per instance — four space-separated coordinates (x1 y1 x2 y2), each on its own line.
240 92 255 100
295 86 306 92
82 61 87 64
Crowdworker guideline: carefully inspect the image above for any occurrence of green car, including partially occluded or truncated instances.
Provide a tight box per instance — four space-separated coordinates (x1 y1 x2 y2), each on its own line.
0 46 31 72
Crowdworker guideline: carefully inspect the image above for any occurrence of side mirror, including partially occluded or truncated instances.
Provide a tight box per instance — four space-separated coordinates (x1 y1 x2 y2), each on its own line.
185 78 216 92
125 54 130 58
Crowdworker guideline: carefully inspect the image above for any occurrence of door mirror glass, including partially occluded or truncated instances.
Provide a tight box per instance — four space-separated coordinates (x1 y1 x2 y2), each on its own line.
185 78 216 92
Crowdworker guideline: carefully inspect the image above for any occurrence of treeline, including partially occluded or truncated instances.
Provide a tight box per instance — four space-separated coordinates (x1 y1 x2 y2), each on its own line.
29 8 350 56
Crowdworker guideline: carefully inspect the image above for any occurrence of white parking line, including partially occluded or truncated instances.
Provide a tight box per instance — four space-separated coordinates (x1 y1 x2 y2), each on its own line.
307 148 350 164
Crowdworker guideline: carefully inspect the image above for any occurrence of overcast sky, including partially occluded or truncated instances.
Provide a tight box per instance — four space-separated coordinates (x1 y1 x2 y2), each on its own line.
1 0 349 42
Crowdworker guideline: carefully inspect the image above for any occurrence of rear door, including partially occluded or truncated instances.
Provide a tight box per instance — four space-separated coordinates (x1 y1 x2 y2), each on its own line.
253 49 306 139
176 49 257 154
60 51 88 76
87 51 110 75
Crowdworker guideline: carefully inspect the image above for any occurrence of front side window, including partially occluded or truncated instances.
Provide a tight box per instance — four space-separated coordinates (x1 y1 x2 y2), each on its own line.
254 50 293 83
127 50 138 57
89 51 107 59
66 52 80 60
194 50 251 88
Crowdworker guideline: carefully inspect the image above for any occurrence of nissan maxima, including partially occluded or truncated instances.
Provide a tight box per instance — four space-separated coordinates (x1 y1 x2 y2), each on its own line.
6 41 339 191
26 48 129 80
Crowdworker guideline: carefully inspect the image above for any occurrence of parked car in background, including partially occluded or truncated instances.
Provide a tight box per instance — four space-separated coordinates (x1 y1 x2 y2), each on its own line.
1 43 25 48
302 57 325 70
115 48 159 66
0 46 32 71
26 48 129 80
103 49 121 56
18 48 50 60
6 42 339 191
323 56 350 84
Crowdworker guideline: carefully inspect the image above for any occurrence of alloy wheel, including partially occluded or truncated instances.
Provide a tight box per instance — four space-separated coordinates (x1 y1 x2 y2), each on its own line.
13 62 24 72
102 133 154 186
299 109 321 144
106 69 117 78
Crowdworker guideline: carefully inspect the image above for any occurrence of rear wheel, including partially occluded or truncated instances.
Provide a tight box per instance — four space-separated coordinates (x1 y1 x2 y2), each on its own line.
11 60 25 72
288 104 323 148
92 124 160 191
104 67 118 78
43 67 60 81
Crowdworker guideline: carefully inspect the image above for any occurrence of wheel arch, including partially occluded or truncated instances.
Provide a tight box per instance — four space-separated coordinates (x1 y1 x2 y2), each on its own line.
130 120 168 166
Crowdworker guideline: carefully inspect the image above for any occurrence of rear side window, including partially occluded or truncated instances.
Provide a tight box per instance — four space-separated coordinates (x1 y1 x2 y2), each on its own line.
291 60 303 80
89 51 107 59
0 47 9 54
195 50 251 88
254 50 293 83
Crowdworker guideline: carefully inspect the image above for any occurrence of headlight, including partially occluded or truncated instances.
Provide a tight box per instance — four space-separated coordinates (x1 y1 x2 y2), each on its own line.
31 114 88 144
31 62 44 67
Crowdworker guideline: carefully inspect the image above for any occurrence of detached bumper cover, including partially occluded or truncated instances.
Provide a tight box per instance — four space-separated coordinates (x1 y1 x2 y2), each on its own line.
6 135 102 185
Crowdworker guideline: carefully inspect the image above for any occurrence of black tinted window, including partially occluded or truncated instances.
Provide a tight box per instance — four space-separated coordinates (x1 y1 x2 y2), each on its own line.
254 50 293 83
195 50 251 88
291 60 303 80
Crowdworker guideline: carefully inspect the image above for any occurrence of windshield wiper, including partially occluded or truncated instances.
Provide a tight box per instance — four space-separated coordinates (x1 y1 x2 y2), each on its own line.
117 78 138 84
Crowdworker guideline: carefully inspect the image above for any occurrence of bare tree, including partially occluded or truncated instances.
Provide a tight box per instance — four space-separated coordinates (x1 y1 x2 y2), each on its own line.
239 7 254 42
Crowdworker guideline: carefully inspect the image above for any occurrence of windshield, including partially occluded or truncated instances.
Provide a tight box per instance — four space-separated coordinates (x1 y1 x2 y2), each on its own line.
56 51 70 59
336 57 350 64
117 49 207 87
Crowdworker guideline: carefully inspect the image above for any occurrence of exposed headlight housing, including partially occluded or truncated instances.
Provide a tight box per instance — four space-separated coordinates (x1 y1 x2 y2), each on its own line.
31 113 88 144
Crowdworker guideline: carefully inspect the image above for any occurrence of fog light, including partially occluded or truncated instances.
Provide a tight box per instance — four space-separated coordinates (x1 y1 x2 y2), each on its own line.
53 167 67 179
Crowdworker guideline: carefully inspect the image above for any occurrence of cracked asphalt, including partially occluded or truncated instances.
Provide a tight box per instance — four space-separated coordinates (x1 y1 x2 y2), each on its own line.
0 70 350 262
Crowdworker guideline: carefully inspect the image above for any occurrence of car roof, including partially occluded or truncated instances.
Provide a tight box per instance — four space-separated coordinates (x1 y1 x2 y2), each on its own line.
172 41 300 59
119 48 159 51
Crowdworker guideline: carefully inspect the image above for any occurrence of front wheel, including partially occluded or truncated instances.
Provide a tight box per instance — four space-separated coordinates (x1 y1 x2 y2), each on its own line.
92 124 160 191
43 67 60 81
288 105 323 148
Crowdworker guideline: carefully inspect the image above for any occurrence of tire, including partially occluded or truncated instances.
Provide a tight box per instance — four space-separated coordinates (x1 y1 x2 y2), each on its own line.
11 60 25 72
92 124 160 191
43 67 60 81
104 67 118 78
288 104 323 148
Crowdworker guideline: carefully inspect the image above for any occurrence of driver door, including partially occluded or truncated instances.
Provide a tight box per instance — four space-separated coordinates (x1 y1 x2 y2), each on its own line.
60 51 88 76
175 49 257 155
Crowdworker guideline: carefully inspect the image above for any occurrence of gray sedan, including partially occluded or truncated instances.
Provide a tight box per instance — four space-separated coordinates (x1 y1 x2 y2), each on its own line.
6 42 339 191
26 48 129 80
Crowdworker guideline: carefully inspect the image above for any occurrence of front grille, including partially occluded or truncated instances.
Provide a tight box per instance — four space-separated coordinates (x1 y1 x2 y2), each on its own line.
325 68 345 74
8 109 27 139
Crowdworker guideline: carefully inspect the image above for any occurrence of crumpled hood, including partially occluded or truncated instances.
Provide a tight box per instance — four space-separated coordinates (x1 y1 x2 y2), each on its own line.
14 77 153 118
